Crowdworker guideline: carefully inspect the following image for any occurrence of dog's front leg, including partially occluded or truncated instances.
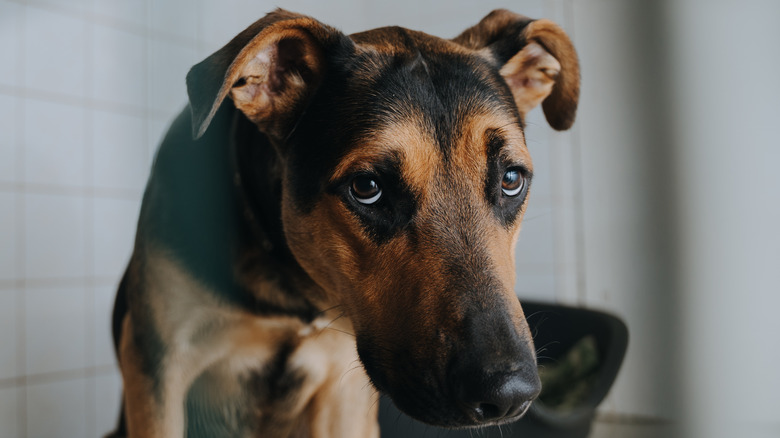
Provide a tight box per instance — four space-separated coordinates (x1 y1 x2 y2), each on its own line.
306 366 380 438
119 315 191 438
296 329 380 438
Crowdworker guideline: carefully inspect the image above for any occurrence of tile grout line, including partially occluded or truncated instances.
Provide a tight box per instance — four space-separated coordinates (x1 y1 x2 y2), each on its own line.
0 182 143 200
84 3 98 436
0 364 119 390
16 4 27 436
0 84 180 122
145 0 154 167
561 0 588 308
0 276 124 292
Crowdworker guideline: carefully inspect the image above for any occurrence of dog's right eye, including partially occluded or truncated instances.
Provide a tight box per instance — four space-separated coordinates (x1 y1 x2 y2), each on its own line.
351 175 382 205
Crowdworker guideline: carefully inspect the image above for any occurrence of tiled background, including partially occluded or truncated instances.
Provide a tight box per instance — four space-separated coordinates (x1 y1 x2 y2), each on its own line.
0 0 660 436
2 0 779 437
0 1 579 436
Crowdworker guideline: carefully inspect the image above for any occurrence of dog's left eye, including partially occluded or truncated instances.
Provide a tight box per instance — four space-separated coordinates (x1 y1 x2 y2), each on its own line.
501 169 525 197
351 175 382 205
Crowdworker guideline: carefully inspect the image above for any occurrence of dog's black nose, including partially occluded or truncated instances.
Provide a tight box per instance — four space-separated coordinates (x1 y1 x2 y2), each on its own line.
453 367 541 422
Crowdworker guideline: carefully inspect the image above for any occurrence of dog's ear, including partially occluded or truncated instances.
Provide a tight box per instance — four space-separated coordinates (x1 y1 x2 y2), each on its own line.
453 9 580 130
186 9 345 139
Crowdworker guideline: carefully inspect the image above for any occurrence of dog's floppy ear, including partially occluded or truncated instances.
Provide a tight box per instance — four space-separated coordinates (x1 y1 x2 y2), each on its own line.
186 9 345 139
454 9 580 130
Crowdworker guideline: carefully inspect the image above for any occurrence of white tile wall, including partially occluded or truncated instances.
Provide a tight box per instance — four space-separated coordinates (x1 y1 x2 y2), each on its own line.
24 193 87 279
0 193 16 282
30 0 91 14
149 0 199 42
515 267 558 301
148 38 198 116
0 387 20 438
91 23 147 108
92 111 148 192
93 286 117 367
24 6 88 99
26 378 88 438
523 108 553 200
91 197 140 278
25 286 88 375
0 0 669 434
0 0 21 87
23 100 87 188
0 290 17 381
516 204 556 267
0 95 17 184
92 0 147 29
197 0 244 52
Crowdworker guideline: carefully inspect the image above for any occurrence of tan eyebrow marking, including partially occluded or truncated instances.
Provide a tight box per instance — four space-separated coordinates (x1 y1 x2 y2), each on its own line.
330 117 440 194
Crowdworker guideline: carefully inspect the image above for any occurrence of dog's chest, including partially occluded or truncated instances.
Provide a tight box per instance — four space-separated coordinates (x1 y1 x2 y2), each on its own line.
185 321 360 437
145 251 361 436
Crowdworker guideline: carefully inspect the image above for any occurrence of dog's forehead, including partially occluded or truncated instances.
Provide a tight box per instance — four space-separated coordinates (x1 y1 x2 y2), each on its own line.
343 26 516 120
286 26 529 211
329 27 529 178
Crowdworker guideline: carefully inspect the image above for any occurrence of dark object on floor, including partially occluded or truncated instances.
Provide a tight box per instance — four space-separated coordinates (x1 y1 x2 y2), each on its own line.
378 300 629 438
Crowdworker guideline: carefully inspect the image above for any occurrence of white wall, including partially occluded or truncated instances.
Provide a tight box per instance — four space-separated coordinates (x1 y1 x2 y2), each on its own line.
666 1 780 437
3 0 777 437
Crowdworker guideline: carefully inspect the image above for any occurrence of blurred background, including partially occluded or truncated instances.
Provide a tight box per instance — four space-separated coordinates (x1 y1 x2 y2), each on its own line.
0 0 778 437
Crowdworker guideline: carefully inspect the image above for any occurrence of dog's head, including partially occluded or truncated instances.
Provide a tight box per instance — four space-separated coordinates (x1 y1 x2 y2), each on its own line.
187 9 579 428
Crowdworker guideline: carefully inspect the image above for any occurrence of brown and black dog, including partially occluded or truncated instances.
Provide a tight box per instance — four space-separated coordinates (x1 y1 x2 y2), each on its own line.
109 8 579 438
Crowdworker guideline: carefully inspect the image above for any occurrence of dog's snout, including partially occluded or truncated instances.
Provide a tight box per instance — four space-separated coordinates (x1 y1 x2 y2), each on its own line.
452 364 541 423
447 309 541 424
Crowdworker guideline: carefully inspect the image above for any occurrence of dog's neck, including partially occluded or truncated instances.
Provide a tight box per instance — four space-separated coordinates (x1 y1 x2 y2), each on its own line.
228 109 327 322
229 109 288 257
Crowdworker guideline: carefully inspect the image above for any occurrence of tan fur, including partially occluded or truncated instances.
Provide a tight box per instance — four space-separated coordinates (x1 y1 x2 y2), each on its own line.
522 19 580 130
120 316 164 437
331 117 439 197
454 10 580 130
500 42 561 117
228 26 325 138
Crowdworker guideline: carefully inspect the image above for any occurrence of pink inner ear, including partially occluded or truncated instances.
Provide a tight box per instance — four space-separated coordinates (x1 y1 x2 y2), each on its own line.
500 42 561 118
519 43 560 79
230 37 313 104
224 32 325 138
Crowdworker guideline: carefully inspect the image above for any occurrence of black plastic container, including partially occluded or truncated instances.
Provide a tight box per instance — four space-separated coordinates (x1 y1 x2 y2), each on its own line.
378 300 629 438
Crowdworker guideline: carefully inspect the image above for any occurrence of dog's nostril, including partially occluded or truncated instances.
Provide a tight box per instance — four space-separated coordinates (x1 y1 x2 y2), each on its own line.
476 399 533 421
477 402 502 420
454 369 541 423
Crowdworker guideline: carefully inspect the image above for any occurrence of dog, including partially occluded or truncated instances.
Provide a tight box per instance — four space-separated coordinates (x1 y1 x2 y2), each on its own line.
109 8 579 437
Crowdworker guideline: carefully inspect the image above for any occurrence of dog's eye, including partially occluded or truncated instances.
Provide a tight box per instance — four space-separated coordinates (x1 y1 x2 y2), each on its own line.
501 169 525 197
351 175 382 205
